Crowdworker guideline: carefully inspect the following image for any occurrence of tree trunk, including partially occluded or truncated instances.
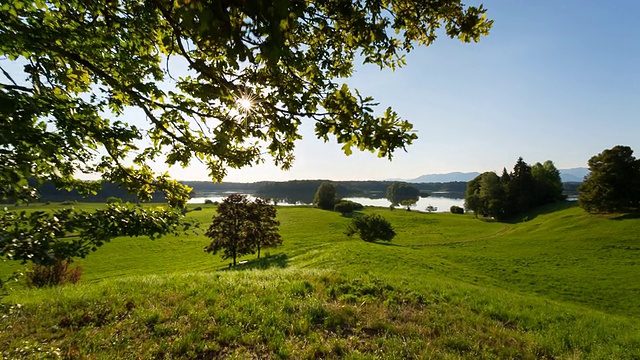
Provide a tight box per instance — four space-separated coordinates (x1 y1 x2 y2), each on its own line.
257 243 261 259
233 247 236 266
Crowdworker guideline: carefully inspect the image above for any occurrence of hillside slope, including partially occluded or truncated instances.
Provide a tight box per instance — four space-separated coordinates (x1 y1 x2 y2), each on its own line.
2 202 639 358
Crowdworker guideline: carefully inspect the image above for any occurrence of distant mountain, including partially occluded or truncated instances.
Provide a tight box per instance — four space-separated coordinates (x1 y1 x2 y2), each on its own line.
400 167 589 184
559 167 589 183
407 172 481 183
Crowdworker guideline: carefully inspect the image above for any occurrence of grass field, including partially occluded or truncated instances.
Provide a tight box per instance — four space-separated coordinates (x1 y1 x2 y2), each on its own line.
1 201 639 358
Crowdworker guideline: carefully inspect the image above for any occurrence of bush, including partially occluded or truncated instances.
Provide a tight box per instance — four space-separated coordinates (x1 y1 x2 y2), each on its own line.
346 214 396 242
106 196 122 204
450 205 465 214
60 200 77 205
334 200 363 215
193 206 203 211
204 199 214 204
26 260 83 287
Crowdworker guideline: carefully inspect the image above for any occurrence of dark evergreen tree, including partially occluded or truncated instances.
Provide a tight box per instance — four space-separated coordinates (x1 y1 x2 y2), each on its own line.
507 157 535 215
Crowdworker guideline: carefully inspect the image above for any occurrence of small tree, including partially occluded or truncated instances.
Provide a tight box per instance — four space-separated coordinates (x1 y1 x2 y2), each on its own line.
386 182 419 207
205 194 282 265
314 182 337 210
205 194 255 266
346 214 396 242
248 198 282 259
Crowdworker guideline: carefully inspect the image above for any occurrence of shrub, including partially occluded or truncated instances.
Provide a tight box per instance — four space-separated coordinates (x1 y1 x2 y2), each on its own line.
204 199 214 204
450 205 465 214
26 260 83 287
334 200 363 215
193 206 203 211
346 214 395 242
60 200 77 205
106 196 122 204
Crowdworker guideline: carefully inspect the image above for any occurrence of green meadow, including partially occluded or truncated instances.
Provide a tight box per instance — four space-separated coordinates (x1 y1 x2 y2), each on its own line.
1 202 640 358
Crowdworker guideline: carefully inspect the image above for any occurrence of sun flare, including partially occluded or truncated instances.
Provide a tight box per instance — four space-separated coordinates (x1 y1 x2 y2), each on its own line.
236 96 254 113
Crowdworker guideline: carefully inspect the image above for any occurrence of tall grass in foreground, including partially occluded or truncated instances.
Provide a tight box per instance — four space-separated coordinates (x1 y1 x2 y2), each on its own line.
2 269 639 359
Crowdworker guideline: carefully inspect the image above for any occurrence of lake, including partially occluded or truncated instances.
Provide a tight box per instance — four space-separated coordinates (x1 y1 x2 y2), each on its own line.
188 193 465 213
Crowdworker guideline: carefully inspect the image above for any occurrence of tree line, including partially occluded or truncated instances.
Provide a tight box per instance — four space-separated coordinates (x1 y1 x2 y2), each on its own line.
465 158 565 220
464 145 640 218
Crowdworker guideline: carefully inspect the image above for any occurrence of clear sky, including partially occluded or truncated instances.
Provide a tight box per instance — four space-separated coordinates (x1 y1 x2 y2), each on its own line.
169 0 638 182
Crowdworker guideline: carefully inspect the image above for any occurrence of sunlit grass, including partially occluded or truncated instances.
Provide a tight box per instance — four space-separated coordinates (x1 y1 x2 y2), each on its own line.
2 201 640 358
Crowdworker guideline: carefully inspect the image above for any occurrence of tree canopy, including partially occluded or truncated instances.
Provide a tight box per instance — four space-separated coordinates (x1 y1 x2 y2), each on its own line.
0 0 492 206
1 204 189 266
204 194 281 266
386 182 419 207
313 182 337 210
578 145 640 213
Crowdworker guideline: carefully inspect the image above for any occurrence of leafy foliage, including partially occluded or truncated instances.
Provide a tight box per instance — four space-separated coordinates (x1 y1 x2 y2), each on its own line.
313 182 337 210
334 200 364 215
0 204 190 266
465 158 564 219
248 197 283 259
532 160 564 205
106 196 122 204
578 145 640 213
346 214 395 242
205 194 281 265
386 182 420 207
400 198 417 211
0 0 491 206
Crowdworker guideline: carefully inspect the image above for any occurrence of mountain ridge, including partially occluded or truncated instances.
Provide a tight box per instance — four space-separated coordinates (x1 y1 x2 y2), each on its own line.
395 168 589 183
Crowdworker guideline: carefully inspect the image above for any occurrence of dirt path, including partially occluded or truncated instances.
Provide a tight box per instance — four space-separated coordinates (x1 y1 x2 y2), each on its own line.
405 224 512 247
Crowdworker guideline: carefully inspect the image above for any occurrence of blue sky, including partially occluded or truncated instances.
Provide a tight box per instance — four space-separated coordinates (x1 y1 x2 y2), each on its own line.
184 0 638 182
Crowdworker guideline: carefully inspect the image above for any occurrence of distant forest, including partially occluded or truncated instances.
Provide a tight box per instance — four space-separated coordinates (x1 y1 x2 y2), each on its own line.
6 179 581 205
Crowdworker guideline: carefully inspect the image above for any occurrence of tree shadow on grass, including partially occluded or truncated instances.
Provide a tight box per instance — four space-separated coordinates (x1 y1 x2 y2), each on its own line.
224 253 289 271
503 201 578 224
609 212 640 221
367 241 401 247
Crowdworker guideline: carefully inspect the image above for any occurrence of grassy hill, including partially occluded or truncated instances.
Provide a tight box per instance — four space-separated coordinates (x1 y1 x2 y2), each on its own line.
1 202 639 358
